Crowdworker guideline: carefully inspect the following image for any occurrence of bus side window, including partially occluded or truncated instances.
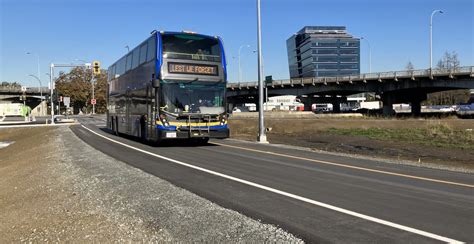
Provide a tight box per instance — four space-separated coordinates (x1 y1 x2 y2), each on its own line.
139 43 147 64
147 36 156 62
132 48 140 69
126 53 133 72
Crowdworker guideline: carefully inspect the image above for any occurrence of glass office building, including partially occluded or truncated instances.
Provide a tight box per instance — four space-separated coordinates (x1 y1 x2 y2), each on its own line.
287 26 360 78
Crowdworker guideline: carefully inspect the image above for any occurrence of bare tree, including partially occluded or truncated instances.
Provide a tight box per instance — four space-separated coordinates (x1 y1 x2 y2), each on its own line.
436 51 461 72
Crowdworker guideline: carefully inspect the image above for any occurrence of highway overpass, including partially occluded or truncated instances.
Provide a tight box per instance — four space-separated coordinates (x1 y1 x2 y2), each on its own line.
227 66 474 115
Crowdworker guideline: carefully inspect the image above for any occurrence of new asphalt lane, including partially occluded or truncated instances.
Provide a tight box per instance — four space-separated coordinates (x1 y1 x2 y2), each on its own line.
72 116 474 243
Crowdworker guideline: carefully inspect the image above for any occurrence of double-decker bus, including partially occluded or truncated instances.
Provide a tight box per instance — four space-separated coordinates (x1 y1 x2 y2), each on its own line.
107 31 229 143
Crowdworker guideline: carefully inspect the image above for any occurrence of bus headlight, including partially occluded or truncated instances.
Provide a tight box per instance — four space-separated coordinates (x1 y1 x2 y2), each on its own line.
219 114 227 126
160 114 170 127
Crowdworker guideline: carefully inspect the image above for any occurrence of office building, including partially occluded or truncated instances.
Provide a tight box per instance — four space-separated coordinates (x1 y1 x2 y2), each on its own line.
287 26 360 78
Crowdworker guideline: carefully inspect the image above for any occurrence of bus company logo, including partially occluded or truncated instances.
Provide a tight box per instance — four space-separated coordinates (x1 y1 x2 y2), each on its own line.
168 62 218 76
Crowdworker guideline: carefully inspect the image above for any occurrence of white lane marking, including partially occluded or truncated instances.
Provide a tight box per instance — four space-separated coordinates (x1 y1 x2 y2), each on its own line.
79 124 464 244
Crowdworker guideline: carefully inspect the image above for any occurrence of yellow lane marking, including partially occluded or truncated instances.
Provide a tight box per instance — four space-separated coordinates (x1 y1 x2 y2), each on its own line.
211 142 474 189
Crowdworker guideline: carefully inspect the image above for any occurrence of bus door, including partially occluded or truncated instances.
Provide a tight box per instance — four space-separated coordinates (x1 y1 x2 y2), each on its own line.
126 89 131 134
146 84 154 140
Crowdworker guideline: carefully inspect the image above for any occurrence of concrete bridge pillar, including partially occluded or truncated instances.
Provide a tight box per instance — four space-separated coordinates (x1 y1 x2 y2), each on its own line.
409 94 427 116
381 93 395 116
332 101 341 113
411 101 422 116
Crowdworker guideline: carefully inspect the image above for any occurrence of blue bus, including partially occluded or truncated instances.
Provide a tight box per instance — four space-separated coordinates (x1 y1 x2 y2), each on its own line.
107 31 229 143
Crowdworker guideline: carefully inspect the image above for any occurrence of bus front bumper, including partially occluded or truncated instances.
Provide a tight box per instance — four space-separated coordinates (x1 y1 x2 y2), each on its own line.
157 128 229 140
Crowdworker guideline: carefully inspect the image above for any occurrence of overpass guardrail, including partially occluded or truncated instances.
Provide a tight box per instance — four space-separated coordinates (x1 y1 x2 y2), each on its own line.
227 66 474 89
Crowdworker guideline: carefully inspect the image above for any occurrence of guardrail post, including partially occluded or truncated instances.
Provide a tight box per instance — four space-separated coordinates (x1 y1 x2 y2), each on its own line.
300 78 304 87
363 74 367 83
394 72 398 82
312 77 315 86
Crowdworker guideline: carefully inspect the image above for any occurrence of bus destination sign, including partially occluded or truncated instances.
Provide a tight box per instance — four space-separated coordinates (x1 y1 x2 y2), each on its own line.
168 62 219 76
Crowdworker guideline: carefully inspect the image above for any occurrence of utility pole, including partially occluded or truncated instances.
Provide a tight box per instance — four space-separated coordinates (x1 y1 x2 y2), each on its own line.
256 0 267 143
92 73 95 114
50 64 55 124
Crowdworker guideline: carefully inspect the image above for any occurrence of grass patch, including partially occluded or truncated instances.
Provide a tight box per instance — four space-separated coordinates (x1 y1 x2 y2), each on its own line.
326 124 474 150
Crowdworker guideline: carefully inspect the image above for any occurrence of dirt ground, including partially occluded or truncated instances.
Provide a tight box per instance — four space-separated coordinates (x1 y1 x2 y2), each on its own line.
0 126 301 242
229 117 474 172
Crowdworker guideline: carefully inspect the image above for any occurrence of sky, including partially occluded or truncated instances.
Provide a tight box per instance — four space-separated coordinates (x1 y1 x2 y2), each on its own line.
0 0 473 87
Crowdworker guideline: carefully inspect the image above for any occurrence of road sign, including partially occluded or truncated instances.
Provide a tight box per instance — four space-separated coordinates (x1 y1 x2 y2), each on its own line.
21 86 27 92
91 98 96 105
63 97 70 108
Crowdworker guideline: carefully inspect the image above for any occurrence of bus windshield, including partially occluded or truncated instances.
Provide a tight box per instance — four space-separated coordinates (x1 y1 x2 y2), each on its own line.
162 34 221 62
160 80 225 115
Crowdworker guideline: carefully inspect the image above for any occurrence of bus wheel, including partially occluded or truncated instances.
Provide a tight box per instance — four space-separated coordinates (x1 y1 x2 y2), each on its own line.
113 117 119 136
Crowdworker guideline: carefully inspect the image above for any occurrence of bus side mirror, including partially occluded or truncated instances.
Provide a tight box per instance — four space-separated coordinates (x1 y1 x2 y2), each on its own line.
152 79 160 88
151 73 160 88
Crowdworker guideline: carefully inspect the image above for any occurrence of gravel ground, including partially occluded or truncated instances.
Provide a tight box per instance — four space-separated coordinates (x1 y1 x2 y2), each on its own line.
0 126 303 242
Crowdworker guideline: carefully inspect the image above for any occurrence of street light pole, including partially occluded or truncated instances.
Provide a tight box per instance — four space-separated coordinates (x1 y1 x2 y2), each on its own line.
28 74 44 115
26 52 40 83
238 44 250 83
125 45 130 52
256 0 267 143
430 10 443 72
361 37 372 73
50 64 55 124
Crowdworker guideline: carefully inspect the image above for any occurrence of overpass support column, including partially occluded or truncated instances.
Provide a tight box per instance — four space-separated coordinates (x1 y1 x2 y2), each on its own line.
332 101 341 113
298 96 314 111
410 94 427 116
381 93 395 116
411 101 421 116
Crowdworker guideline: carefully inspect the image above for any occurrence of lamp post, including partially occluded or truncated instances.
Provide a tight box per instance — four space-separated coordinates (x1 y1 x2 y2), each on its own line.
361 37 372 73
256 0 267 143
26 52 44 116
28 74 44 115
430 10 443 72
50 64 55 124
125 45 130 52
238 44 250 83
26 52 40 82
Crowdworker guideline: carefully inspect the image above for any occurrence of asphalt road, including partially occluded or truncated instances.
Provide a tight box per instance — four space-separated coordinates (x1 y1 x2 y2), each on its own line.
72 116 474 243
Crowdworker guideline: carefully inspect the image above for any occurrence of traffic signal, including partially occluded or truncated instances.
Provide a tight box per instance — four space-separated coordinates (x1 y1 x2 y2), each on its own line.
93 61 101 75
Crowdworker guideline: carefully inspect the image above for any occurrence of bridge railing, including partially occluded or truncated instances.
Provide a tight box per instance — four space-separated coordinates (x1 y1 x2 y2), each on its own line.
0 87 50 93
227 66 474 89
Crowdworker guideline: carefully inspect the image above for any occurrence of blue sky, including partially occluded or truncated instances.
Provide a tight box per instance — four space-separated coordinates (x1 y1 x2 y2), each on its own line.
1 0 473 87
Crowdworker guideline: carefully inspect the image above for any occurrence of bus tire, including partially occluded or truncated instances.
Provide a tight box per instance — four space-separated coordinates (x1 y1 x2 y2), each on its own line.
113 116 119 135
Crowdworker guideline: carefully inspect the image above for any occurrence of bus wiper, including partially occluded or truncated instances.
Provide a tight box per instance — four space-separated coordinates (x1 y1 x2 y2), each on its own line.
183 78 199 84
